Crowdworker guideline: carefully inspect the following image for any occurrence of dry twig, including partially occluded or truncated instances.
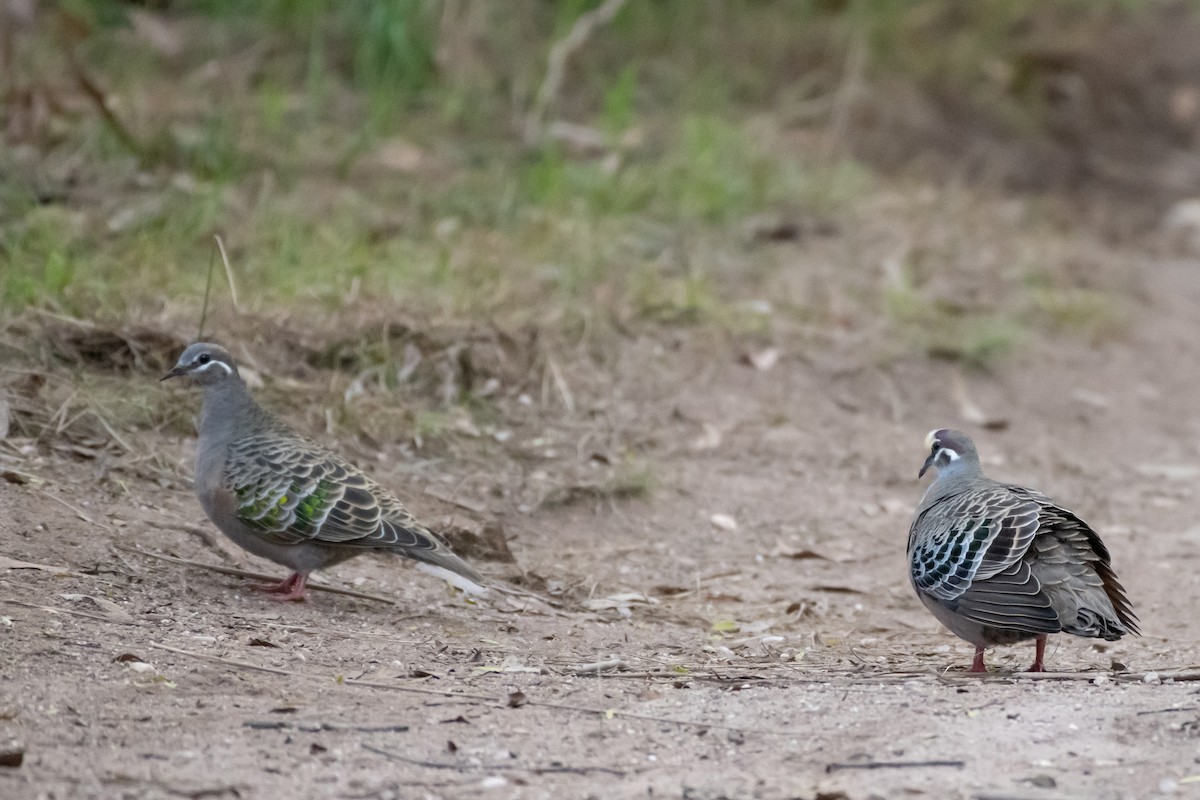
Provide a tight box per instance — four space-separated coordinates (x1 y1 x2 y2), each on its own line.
571 659 628 675
523 0 630 145
115 544 397 605
37 488 113 532
362 744 628 777
148 642 808 737
213 234 240 311
826 759 965 772
4 598 135 625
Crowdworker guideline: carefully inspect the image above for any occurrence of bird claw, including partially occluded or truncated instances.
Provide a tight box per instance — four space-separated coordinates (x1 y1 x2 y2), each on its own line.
250 573 308 602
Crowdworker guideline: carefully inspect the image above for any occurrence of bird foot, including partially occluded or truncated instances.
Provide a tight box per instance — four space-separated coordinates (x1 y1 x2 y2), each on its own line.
251 573 308 602
968 647 988 673
1026 635 1048 673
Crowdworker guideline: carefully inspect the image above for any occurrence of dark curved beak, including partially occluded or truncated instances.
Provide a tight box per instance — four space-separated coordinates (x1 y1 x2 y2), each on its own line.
160 365 187 382
918 454 935 479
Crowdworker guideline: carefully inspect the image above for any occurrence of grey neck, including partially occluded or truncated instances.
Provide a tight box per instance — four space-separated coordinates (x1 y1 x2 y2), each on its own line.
197 378 257 443
918 457 984 511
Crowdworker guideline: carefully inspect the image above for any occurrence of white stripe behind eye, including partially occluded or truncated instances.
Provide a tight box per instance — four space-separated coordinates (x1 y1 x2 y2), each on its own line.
194 360 233 375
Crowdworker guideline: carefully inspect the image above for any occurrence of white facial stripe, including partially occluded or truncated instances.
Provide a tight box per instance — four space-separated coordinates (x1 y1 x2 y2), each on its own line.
194 359 233 376
939 448 960 462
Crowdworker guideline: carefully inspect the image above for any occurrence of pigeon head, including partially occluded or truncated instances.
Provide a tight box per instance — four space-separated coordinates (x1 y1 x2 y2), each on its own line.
919 428 979 480
162 342 240 387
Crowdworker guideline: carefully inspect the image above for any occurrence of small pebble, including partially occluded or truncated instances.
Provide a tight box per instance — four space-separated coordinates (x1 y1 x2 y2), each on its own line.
1144 672 1162 685
710 513 738 532
0 742 23 768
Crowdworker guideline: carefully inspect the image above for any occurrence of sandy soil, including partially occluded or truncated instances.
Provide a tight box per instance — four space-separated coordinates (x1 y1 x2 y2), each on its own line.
4 248 1200 800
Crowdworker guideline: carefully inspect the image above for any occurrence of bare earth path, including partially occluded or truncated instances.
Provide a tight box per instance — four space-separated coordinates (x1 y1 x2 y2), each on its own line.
3 251 1200 800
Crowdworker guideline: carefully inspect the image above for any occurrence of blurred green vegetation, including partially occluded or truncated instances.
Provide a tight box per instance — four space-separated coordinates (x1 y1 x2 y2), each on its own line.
0 0 1159 362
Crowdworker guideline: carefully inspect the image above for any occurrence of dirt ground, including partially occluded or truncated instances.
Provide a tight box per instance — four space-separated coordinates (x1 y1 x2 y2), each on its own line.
5 237 1200 800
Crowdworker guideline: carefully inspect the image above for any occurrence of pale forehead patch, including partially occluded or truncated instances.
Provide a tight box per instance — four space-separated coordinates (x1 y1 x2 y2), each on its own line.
924 429 939 449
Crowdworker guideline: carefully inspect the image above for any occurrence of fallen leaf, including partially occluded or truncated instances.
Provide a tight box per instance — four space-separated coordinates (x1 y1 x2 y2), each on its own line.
740 347 780 371
506 690 528 708
1071 389 1110 410
690 423 722 451
1136 464 1200 480
582 592 658 616
59 594 133 623
248 638 279 648
745 215 804 242
0 746 23 768
778 549 828 561
499 656 542 673
129 10 183 57
952 373 1008 430
371 138 428 173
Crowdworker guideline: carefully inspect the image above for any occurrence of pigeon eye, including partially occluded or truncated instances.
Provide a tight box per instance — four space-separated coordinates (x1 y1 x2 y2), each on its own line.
197 354 211 365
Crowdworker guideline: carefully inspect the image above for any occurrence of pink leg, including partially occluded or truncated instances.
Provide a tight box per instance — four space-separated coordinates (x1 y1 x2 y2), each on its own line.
1026 635 1047 672
251 572 309 602
969 646 987 673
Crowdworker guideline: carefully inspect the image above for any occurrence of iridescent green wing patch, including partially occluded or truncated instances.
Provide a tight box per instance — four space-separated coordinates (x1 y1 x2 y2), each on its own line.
226 436 342 545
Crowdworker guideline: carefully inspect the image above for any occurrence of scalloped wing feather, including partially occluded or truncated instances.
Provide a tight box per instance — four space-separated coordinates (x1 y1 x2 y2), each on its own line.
950 559 1060 635
1013 487 1140 636
223 434 481 582
910 482 1139 640
908 487 1041 603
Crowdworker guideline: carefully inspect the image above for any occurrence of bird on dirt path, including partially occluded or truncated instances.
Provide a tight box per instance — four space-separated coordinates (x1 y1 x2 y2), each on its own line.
161 342 485 602
907 428 1137 673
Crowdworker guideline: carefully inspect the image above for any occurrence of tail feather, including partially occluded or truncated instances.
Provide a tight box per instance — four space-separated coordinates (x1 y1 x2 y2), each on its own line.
415 562 488 596
403 537 487 590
